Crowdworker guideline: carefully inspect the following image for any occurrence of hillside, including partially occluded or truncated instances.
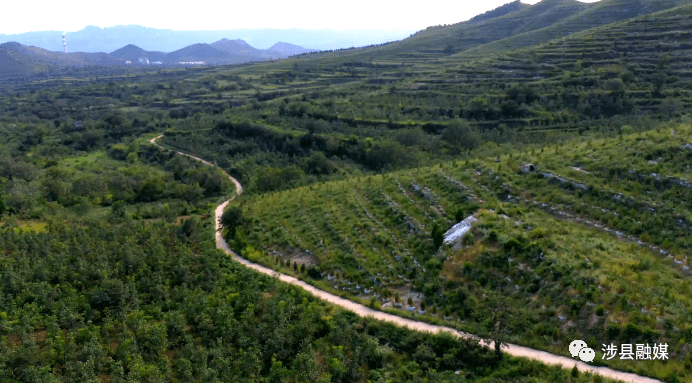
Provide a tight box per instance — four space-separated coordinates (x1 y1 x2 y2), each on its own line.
458 0 692 58
110 43 167 62
268 41 318 56
217 125 692 382
265 0 692 150
3 209 590 382
166 43 254 64
5 0 692 379
211 38 284 60
0 62 628 383
0 41 124 80
0 41 123 67
468 0 531 23
329 0 692 63
348 0 592 62
0 25 414 53
0 44 47 79
0 38 313 81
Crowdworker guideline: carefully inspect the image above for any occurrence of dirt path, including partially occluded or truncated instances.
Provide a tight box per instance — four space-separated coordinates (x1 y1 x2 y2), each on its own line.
151 134 662 383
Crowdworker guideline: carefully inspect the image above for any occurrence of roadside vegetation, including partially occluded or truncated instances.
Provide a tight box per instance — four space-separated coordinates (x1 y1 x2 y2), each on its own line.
224 123 692 381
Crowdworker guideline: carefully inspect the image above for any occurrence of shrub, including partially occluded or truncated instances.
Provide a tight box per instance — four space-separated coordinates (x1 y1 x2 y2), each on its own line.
431 224 444 249
307 266 322 279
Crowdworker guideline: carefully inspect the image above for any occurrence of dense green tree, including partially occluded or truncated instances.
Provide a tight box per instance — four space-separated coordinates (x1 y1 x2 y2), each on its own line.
220 206 245 238
441 122 480 151
394 128 426 147
652 72 667 95
604 78 626 99
431 223 444 249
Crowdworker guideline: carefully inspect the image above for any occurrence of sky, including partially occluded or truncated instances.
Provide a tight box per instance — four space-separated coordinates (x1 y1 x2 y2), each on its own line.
2 0 602 35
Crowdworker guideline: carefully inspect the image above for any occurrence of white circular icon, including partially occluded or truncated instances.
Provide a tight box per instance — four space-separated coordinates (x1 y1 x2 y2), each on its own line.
569 339 595 362
579 347 596 362
569 340 588 357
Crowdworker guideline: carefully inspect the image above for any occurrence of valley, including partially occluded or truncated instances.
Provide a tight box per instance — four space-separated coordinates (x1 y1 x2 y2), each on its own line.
2 0 692 381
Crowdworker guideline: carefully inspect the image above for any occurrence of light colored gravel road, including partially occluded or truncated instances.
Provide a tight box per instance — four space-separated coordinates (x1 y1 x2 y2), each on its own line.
151 134 662 383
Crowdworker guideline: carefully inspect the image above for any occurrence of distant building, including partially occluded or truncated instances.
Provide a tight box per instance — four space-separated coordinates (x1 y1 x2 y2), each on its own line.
125 60 131 64
152 61 162 65
74 120 84 129
178 61 205 65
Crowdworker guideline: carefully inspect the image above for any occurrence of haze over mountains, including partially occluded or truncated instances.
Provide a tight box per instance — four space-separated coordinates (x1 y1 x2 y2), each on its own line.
108 38 314 65
0 36 318 81
0 25 413 53
3 0 692 83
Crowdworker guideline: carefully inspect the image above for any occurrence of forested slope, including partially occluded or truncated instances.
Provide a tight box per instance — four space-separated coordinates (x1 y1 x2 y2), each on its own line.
4 0 692 381
222 123 692 382
457 0 692 58
0 208 615 382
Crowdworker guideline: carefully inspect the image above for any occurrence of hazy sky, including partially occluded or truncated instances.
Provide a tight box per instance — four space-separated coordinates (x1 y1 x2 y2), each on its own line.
3 0 602 35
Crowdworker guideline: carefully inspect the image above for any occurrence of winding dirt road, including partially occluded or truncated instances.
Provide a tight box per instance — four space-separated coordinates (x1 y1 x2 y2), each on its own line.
150 134 662 383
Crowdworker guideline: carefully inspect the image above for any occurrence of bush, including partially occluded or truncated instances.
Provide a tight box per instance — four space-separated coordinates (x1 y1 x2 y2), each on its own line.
431 224 444 249
307 266 322 279
441 122 480 151
606 323 621 340
221 206 245 238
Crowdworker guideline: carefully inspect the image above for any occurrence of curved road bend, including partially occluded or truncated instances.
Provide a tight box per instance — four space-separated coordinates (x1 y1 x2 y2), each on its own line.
150 135 661 383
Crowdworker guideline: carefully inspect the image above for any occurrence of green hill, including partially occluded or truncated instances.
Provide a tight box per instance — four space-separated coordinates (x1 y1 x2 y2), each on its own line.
356 0 591 62
225 124 692 382
0 41 125 81
282 1 692 146
319 0 692 64
468 0 531 23
457 0 692 58
0 44 47 79
0 41 123 67
110 43 168 62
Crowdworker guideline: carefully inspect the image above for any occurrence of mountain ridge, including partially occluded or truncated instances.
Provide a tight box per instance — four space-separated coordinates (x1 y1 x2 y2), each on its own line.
456 0 692 59
210 38 285 60
340 0 592 61
268 41 318 56
0 25 393 53
0 36 317 78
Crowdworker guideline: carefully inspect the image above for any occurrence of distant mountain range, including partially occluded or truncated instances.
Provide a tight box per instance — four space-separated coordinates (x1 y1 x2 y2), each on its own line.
108 37 313 65
0 25 412 53
0 37 318 81
6 0 690 83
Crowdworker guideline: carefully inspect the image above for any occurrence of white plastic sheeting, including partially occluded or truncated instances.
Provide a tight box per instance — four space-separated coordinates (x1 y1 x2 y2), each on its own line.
443 215 477 244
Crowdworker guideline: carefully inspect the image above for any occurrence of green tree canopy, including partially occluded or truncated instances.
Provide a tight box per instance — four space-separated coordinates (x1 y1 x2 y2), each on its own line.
441 121 481 151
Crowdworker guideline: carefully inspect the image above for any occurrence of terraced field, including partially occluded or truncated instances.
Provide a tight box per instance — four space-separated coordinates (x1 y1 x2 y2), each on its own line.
456 0 692 59
228 125 692 381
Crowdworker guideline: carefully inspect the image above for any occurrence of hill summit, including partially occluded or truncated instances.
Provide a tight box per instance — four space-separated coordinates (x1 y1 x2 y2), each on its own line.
210 38 283 59
268 42 318 56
